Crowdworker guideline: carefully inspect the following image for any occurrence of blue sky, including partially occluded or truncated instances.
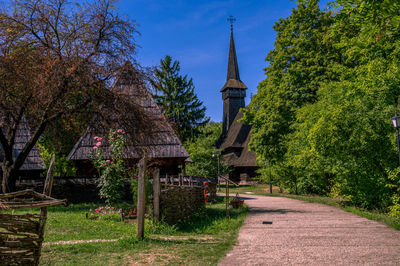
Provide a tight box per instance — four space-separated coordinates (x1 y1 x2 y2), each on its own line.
120 0 302 122
119 0 332 121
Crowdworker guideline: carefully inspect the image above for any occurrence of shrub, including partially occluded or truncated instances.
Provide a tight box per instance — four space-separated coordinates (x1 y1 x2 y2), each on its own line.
91 129 127 204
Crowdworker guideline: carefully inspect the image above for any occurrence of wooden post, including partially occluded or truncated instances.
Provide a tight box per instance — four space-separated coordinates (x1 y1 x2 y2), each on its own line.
182 163 186 176
43 155 56 197
153 168 160 223
226 177 230 219
35 154 56 265
137 157 146 240
268 157 273 194
190 176 193 187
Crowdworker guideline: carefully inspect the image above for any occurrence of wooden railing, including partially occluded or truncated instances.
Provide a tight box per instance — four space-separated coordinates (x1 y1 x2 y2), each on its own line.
158 175 217 187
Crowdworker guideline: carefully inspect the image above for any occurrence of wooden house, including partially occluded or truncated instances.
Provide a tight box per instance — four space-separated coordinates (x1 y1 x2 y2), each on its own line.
68 62 189 176
0 116 46 179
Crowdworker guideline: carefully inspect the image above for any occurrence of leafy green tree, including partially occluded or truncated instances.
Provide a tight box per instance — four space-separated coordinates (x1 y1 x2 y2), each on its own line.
285 0 400 207
185 123 229 178
333 0 400 40
287 59 400 207
151 55 209 142
243 0 337 171
246 0 400 209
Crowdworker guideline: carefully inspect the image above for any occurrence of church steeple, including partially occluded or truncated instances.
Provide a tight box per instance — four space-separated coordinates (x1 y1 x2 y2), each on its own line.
221 16 247 137
227 23 240 81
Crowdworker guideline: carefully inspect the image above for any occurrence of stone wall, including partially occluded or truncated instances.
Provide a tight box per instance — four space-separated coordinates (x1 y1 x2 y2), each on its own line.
159 184 205 224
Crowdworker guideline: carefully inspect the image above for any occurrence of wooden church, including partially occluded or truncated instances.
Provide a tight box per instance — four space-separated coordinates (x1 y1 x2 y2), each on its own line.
217 21 258 183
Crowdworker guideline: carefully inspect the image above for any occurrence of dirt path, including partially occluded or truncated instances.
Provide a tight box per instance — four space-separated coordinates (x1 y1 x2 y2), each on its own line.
219 195 400 265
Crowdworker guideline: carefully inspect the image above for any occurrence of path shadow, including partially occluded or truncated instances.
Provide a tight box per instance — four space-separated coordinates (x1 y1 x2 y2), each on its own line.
217 195 256 200
250 208 306 214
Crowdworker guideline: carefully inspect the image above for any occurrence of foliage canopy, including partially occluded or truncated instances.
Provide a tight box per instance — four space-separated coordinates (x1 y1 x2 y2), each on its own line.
185 123 229 178
244 0 400 211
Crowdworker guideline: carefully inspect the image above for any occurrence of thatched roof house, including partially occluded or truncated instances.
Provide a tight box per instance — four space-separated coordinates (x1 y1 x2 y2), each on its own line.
68 62 189 175
218 25 258 183
0 116 45 177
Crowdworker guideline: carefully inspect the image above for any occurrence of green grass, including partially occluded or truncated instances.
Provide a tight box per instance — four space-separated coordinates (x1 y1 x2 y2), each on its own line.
34 198 248 265
228 184 400 231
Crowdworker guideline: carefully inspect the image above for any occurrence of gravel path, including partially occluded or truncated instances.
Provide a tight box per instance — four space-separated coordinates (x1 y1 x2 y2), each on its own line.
219 195 400 266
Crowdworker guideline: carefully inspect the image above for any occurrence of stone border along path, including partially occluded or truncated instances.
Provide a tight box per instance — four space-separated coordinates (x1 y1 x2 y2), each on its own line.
219 194 400 266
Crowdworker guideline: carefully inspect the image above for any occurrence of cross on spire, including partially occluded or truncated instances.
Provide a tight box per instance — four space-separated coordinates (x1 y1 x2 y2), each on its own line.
227 15 236 31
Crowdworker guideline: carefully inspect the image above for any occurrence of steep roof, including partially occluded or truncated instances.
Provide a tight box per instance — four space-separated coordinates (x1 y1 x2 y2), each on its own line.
227 30 240 81
220 110 257 168
68 62 189 161
0 117 45 171
220 29 247 92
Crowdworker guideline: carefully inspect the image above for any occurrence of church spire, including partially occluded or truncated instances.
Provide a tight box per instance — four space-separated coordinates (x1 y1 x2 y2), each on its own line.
220 16 247 137
227 15 240 81
220 16 247 92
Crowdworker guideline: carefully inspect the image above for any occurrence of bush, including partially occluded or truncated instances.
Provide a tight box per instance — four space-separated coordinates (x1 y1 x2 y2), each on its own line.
91 129 127 204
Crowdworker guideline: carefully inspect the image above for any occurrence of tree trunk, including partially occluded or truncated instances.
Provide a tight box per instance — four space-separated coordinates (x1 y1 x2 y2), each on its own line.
1 164 17 193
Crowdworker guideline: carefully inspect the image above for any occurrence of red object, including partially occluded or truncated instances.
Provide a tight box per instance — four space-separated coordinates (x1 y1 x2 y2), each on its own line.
203 181 208 204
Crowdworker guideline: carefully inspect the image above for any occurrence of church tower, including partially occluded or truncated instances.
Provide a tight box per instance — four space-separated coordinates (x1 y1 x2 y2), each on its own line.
221 16 247 137
218 16 258 183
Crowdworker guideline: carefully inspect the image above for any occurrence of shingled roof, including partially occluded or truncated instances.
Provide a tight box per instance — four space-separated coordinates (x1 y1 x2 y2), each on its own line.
0 117 45 171
68 62 189 161
220 110 257 168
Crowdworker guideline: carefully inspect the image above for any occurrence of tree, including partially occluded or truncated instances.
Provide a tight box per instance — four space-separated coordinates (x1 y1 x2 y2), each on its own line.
243 0 337 167
185 123 229 178
244 0 400 209
284 0 400 207
0 0 144 192
151 55 209 142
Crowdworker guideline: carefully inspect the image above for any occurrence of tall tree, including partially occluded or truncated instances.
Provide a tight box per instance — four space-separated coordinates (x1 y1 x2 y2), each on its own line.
244 0 400 210
151 55 209 142
0 0 145 192
284 0 400 207
243 0 337 165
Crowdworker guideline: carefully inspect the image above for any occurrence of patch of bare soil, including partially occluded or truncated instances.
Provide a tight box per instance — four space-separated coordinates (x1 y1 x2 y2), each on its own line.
43 238 119 246
149 235 217 243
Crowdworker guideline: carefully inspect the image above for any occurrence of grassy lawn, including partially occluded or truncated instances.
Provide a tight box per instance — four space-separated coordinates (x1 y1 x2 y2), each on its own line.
32 197 248 265
227 184 400 231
